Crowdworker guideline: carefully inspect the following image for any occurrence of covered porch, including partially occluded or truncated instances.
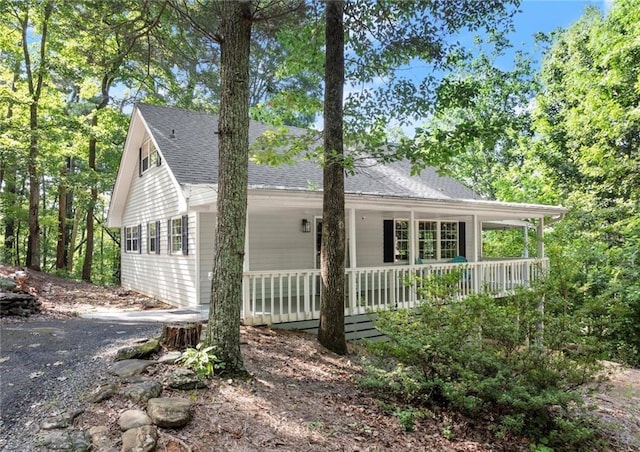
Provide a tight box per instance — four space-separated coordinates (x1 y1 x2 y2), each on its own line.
241 258 549 326
190 188 564 326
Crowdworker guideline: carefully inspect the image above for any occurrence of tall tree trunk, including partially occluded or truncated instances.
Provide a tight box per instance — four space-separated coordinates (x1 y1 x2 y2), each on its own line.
66 206 81 273
3 174 17 265
22 2 53 271
82 75 111 282
82 119 98 281
318 0 347 355
55 174 67 269
3 67 19 265
205 0 252 374
26 101 41 270
55 161 68 269
41 174 48 270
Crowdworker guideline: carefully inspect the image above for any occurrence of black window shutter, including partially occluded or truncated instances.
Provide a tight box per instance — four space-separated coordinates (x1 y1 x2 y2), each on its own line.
155 220 161 254
167 219 172 253
137 224 142 253
156 150 162 166
181 215 189 255
138 147 142 177
383 219 394 263
458 222 466 258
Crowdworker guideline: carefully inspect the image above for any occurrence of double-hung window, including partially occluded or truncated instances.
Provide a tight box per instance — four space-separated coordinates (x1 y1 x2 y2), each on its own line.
125 225 141 253
394 220 409 262
440 222 458 259
417 221 437 260
417 220 459 260
148 221 160 254
385 219 463 263
168 215 188 255
140 139 160 175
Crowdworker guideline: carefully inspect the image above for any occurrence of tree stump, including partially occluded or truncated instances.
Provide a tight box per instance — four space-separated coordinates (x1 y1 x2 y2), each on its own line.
160 323 202 350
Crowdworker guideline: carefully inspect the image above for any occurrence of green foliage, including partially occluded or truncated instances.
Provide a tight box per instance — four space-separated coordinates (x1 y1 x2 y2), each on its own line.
394 406 424 432
444 0 640 368
177 343 226 377
361 276 602 448
543 205 640 366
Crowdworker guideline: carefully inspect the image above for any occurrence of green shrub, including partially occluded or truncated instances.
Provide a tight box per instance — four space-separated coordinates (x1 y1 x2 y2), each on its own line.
361 275 603 449
177 342 225 377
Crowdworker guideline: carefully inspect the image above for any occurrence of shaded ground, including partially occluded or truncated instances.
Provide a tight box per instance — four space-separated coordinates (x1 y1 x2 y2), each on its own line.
1 265 639 450
0 265 172 318
0 318 160 438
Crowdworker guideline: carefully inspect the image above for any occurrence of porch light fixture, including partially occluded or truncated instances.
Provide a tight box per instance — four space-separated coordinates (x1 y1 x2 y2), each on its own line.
301 218 311 233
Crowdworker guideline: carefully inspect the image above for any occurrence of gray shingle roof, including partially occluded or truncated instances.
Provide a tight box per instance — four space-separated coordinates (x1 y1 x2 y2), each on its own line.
138 103 482 201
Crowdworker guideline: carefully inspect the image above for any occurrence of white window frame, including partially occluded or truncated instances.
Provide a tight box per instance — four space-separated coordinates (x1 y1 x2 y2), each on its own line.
416 220 459 261
124 225 140 253
148 221 158 253
440 221 458 260
394 219 409 262
141 139 159 174
170 217 182 254
417 220 437 261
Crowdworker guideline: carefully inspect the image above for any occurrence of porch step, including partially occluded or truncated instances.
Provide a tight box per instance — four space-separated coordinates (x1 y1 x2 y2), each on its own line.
272 313 388 342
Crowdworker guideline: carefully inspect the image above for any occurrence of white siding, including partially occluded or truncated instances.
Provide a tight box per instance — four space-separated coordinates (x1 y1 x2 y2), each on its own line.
243 209 476 271
248 209 319 271
354 211 385 267
199 212 215 304
120 162 197 307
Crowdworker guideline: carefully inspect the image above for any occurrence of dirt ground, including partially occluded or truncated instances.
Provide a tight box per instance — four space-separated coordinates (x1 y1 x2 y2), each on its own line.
2 265 639 451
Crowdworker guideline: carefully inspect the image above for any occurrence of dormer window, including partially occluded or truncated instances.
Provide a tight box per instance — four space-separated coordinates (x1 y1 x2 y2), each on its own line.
139 139 161 175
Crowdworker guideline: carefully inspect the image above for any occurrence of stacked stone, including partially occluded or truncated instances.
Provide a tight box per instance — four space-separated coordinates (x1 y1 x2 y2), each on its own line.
37 338 199 451
0 276 41 317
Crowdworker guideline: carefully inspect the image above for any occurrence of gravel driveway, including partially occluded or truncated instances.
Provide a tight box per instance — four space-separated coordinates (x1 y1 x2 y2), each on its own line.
0 317 162 451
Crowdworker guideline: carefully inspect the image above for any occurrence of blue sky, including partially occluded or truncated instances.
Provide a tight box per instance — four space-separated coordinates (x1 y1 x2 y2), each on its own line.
511 0 608 50
374 0 612 136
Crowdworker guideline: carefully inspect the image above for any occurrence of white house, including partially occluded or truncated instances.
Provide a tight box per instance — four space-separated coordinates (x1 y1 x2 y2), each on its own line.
107 103 565 329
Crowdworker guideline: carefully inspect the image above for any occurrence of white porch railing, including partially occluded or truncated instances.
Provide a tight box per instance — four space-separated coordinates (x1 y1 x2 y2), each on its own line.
241 258 549 326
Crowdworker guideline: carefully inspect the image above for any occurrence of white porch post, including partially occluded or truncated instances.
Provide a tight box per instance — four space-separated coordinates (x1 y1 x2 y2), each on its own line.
348 208 357 315
409 210 416 303
537 217 545 259
243 214 250 271
409 210 416 265
472 215 480 293
349 208 357 268
242 213 250 320
471 215 479 262
523 224 530 285
479 221 484 260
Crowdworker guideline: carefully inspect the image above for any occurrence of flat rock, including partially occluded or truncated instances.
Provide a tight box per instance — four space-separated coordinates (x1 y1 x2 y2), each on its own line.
88 425 117 451
147 397 192 428
0 276 16 290
115 338 160 361
40 414 71 430
108 359 155 378
120 380 162 403
166 367 208 390
40 409 83 430
119 409 152 431
121 425 158 452
157 350 182 364
87 382 119 403
37 430 91 451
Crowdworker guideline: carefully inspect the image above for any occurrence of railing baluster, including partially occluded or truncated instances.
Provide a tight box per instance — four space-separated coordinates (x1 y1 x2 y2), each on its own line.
240 258 549 325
